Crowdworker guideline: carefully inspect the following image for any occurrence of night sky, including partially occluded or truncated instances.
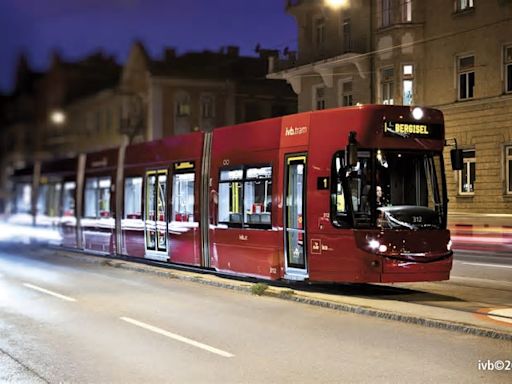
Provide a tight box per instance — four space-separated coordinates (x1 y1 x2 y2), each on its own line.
0 0 297 93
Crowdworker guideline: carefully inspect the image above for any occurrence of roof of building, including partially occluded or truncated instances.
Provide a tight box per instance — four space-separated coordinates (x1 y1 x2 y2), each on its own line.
148 46 272 81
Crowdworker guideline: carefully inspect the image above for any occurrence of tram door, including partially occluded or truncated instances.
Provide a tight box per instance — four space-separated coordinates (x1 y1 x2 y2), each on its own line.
144 170 169 261
284 155 308 278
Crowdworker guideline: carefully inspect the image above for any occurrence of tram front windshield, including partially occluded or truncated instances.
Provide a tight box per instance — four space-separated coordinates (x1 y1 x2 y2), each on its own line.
333 150 446 229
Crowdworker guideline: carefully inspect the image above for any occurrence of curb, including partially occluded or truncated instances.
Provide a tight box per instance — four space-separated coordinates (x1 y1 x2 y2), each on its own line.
49 247 512 342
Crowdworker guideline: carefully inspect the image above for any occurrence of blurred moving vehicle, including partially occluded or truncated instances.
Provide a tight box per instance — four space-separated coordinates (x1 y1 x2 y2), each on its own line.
448 212 512 253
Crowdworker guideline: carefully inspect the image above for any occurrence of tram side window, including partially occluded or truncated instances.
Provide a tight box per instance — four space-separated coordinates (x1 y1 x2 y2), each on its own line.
124 177 142 219
49 183 61 217
218 168 243 225
37 184 48 216
14 183 31 214
218 166 273 228
331 152 347 213
37 182 62 217
63 182 76 216
172 172 195 222
331 151 353 228
84 177 111 218
336 150 372 228
244 166 272 228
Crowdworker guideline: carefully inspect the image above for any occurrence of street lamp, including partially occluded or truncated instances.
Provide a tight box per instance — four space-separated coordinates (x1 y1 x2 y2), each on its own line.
50 110 66 125
324 0 347 9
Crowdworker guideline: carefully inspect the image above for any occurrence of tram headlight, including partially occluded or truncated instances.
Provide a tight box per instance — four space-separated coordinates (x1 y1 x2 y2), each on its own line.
447 240 452 251
368 239 380 250
368 239 388 253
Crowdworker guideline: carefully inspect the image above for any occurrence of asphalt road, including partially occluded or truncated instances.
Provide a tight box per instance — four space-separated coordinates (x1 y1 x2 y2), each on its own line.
0 246 511 383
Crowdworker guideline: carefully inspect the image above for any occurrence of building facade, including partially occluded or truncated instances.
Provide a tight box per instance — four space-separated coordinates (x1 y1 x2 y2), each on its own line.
269 0 512 222
0 52 121 213
0 43 297 212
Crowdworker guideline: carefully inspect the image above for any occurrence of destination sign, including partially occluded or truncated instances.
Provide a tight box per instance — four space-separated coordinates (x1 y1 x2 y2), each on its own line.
384 121 443 139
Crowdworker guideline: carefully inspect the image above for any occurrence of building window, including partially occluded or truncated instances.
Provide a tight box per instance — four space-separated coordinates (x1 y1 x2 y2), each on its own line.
313 85 326 110
84 177 111 218
401 0 412 22
456 0 474 11
175 92 191 117
174 91 191 135
314 16 326 48
343 18 351 53
95 111 101 132
124 177 142 219
106 109 113 132
218 166 272 229
505 45 512 93
458 55 475 100
506 146 512 194
459 150 476 195
402 64 414 105
86 113 94 133
381 67 394 105
339 80 353 107
200 95 215 119
379 0 392 28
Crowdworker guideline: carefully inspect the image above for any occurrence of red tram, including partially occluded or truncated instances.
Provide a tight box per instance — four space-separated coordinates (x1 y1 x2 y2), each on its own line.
7 105 460 283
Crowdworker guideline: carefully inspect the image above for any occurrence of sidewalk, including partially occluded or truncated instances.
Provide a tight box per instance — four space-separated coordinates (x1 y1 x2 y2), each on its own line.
48 247 512 342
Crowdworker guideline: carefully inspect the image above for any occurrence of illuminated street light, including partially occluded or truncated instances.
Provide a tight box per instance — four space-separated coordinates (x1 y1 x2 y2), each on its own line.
324 0 347 9
50 110 66 125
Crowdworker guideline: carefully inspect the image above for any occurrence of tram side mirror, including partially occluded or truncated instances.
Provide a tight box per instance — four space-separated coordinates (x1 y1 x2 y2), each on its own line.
450 149 464 171
346 131 358 167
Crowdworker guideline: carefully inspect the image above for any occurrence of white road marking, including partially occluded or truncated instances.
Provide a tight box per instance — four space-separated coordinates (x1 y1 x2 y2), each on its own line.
120 316 234 358
461 262 512 269
23 283 77 302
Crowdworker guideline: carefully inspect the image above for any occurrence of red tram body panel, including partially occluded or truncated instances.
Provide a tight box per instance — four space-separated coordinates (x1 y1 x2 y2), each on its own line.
210 118 282 279
122 132 204 265
7 105 453 283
